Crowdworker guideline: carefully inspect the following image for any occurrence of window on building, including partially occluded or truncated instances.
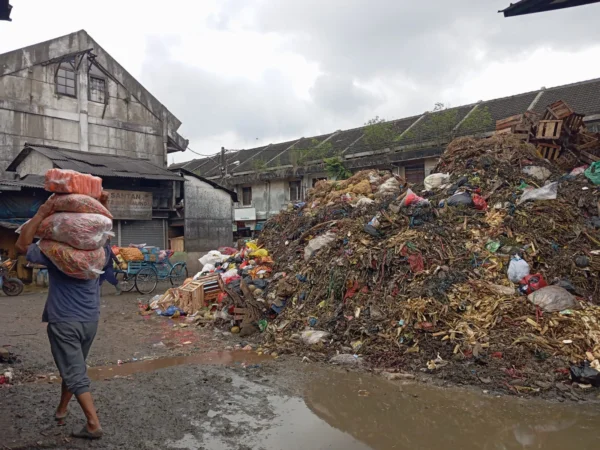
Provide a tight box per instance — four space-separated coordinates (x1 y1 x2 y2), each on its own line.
289 181 302 201
405 163 425 185
89 76 106 103
312 177 327 188
56 64 77 97
242 187 252 206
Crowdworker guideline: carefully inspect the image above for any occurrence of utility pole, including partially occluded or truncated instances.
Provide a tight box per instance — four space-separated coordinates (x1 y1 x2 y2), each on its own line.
220 147 226 177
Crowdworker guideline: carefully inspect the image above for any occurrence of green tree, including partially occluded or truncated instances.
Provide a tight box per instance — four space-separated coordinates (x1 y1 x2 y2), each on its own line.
457 105 493 137
363 116 396 151
290 139 333 167
252 158 268 172
324 156 351 180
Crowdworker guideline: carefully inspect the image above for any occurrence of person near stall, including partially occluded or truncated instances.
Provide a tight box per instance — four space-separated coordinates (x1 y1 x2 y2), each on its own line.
15 197 105 440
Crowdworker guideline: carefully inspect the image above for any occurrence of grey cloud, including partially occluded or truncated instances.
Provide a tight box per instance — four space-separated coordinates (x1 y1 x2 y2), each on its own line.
140 37 371 150
234 0 600 86
310 74 381 114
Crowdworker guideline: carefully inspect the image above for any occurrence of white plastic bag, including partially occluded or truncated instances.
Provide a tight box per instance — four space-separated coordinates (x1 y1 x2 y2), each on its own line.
199 250 225 266
304 232 336 261
528 286 577 312
201 263 216 273
377 177 400 195
354 197 375 208
424 173 450 190
301 330 330 345
522 166 551 182
517 182 558 205
507 256 530 283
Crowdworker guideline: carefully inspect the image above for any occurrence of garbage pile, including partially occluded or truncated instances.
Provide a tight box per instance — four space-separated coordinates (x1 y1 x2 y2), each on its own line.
147 243 274 336
258 133 600 392
19 169 113 279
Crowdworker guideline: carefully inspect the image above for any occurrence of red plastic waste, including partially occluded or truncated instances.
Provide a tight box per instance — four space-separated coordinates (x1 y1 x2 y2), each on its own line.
518 273 548 295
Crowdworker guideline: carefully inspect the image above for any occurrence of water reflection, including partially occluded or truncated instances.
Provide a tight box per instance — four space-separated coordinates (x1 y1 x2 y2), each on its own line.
302 370 599 450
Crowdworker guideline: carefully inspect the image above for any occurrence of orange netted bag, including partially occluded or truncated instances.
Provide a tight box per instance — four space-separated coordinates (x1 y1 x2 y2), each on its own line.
36 213 114 250
51 194 113 219
45 169 103 199
38 240 106 280
118 247 144 262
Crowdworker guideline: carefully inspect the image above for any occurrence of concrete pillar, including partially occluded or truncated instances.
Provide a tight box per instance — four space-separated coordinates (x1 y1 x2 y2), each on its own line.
78 60 89 152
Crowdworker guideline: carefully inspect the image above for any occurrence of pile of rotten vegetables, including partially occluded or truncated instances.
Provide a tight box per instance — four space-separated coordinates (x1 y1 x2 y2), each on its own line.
256 134 600 396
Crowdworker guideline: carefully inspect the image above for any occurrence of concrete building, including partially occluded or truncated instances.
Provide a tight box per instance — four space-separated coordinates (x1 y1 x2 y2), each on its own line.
169 169 237 274
172 77 600 233
0 29 188 171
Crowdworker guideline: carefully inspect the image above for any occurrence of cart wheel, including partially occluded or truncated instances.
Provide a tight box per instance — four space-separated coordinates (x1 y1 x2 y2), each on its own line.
169 263 188 287
135 267 158 295
116 272 135 292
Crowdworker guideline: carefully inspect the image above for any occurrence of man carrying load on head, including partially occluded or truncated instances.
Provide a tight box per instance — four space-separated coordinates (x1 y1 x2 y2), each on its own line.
16 197 106 440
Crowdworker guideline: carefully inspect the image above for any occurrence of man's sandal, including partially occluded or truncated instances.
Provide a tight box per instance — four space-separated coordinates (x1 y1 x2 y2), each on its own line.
72 426 103 439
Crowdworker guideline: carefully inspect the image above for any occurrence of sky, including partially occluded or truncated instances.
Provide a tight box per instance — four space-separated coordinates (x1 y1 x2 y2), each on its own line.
2 0 600 164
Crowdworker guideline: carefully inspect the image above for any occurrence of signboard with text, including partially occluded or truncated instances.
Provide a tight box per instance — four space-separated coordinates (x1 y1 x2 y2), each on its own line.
105 190 153 220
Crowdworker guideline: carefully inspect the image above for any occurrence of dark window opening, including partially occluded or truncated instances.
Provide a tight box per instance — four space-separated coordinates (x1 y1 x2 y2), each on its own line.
56 66 76 97
289 180 302 201
312 177 327 187
89 76 106 103
242 187 252 206
405 163 425 185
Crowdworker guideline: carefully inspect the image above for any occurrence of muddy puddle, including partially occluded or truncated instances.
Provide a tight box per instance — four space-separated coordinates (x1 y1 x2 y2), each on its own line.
167 368 600 450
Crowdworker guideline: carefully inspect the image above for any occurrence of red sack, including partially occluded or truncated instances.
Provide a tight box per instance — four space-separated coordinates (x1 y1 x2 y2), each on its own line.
37 213 113 250
45 169 103 199
38 240 106 280
403 188 428 207
472 194 488 211
51 194 113 219
519 274 548 295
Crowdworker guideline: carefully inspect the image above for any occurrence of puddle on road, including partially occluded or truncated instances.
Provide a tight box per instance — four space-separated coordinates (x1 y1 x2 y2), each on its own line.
88 350 271 381
167 369 600 450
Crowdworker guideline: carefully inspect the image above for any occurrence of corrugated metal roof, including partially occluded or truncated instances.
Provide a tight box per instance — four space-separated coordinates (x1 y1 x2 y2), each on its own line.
8 145 182 181
169 76 600 178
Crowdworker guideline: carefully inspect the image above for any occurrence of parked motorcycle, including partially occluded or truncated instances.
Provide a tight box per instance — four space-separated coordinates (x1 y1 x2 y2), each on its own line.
0 259 24 296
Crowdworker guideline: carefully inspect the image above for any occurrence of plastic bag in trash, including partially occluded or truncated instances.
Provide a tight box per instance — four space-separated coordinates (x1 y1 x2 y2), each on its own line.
446 192 474 207
199 250 226 266
528 286 577 312
424 173 450 191
570 361 600 387
304 232 336 261
522 166 551 181
354 197 375 208
377 177 400 195
301 330 330 345
507 256 530 283
402 188 429 207
517 182 558 205
36 213 114 250
584 161 600 185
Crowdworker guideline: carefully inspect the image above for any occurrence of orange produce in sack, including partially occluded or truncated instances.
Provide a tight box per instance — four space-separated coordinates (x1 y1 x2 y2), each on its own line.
38 240 106 280
51 194 113 219
45 169 103 199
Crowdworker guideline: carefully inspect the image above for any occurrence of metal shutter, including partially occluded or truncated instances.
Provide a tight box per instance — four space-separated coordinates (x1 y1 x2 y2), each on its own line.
405 163 425 184
112 220 119 246
120 219 165 248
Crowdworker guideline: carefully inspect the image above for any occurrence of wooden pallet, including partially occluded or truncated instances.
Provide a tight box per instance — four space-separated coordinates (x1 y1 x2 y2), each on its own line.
543 100 574 120
536 120 563 139
536 142 562 160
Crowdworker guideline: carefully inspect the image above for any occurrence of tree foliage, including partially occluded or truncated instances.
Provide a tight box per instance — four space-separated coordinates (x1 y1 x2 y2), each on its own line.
458 105 493 136
324 156 351 180
290 139 333 167
363 116 396 151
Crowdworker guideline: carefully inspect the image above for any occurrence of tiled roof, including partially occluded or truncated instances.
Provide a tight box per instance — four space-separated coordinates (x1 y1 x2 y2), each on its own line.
8 145 182 181
170 77 600 178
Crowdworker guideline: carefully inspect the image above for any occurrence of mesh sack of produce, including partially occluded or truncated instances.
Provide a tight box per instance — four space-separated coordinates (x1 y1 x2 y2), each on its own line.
51 194 113 219
38 240 106 280
119 247 144 261
44 169 103 199
36 213 114 250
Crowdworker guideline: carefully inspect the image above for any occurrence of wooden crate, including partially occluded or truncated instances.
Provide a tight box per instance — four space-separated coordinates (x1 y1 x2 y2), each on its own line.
536 120 562 139
543 100 574 120
178 281 205 314
563 113 584 133
536 143 562 160
496 114 523 131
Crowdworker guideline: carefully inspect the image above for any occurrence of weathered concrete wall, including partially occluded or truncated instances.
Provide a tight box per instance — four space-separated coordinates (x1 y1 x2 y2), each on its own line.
0 30 185 170
424 157 438 176
183 175 233 274
16 152 53 177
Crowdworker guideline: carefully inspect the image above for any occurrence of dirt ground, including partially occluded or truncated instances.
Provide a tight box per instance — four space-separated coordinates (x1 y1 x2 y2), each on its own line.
2 288 600 450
